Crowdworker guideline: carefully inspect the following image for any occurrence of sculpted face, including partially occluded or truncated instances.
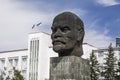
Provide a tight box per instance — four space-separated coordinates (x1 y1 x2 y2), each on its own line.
51 12 84 57
51 20 78 53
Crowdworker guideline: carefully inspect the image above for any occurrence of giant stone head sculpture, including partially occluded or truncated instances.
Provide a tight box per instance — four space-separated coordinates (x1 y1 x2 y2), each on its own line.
51 12 85 57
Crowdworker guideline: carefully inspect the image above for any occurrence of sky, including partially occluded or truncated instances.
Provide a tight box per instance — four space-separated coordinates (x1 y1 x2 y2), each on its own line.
0 0 120 51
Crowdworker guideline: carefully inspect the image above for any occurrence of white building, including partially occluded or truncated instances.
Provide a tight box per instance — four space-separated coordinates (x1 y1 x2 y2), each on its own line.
94 47 120 65
0 49 28 79
28 32 57 80
0 32 98 80
93 46 120 80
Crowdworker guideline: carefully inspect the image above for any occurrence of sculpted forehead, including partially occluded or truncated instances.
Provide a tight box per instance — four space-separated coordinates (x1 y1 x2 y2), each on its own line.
52 12 84 29
53 12 78 22
52 19 74 28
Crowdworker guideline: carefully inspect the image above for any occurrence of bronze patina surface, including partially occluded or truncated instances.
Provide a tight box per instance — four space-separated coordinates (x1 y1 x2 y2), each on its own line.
51 12 85 57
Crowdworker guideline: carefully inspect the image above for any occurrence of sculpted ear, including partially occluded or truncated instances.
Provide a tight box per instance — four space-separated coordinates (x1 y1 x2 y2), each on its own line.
77 28 84 42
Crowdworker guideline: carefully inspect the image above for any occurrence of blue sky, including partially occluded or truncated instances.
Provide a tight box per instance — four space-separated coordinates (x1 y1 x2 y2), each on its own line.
0 0 120 51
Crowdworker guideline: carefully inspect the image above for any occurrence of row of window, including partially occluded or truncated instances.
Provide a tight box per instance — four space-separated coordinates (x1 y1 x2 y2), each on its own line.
29 39 39 80
0 56 27 70
0 56 28 79
98 50 120 60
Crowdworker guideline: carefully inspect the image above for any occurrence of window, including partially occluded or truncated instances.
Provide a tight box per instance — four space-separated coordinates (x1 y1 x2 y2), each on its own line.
8 59 13 70
98 51 104 57
21 70 27 80
8 57 18 70
21 56 28 80
14 58 18 67
21 56 27 70
119 50 120 60
0 58 5 70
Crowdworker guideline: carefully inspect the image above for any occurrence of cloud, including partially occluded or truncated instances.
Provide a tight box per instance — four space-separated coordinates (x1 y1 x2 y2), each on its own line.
96 0 120 6
84 29 114 48
84 20 114 48
0 0 115 51
0 0 86 51
0 0 56 51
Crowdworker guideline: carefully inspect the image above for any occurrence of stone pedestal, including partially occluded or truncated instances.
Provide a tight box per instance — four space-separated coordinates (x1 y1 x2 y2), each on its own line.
49 56 90 80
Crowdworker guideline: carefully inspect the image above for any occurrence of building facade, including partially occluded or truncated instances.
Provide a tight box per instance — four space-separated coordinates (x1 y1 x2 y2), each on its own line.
0 49 28 80
0 32 98 80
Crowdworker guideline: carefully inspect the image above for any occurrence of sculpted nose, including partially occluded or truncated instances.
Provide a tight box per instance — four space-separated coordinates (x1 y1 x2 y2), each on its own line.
53 29 62 38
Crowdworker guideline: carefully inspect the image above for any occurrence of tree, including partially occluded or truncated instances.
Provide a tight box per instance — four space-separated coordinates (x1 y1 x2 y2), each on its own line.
90 50 100 80
0 75 4 80
115 61 120 80
12 67 24 80
5 76 10 80
103 43 116 80
0 67 7 80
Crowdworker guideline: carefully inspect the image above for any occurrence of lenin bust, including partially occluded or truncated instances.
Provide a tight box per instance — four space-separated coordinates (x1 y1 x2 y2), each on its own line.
51 12 85 57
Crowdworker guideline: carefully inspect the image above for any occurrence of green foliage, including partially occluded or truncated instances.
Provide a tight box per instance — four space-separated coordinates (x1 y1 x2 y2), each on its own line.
12 67 24 80
5 76 10 80
90 51 100 80
0 73 10 80
115 62 120 80
0 75 4 80
0 67 7 80
103 43 116 80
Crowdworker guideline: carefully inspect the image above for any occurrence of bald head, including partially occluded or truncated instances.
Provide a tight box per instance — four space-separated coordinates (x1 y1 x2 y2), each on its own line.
51 12 85 57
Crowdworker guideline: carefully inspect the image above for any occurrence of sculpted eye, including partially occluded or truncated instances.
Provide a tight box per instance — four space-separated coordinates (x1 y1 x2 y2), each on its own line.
61 26 70 33
51 27 57 33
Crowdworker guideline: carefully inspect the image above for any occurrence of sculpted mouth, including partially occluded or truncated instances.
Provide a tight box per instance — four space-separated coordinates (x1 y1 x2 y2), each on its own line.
53 40 65 45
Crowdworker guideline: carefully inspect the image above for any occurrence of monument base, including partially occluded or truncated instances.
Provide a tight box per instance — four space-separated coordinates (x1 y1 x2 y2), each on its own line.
49 56 90 80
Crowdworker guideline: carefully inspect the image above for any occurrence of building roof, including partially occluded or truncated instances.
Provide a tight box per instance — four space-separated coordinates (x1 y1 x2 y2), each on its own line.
83 43 97 48
29 31 50 35
0 49 28 53
93 47 120 52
